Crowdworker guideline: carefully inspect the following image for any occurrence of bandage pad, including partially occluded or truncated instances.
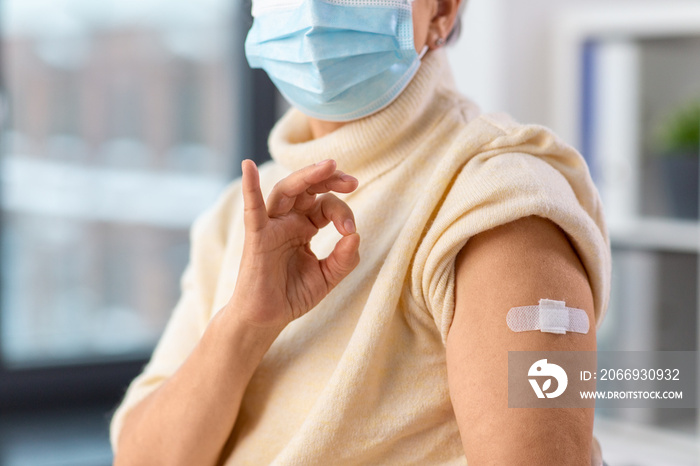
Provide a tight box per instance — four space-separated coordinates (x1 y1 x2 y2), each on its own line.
506 299 589 335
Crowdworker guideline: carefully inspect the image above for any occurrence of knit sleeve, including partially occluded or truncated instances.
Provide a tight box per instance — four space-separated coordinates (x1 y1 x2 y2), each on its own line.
410 149 611 345
109 180 241 452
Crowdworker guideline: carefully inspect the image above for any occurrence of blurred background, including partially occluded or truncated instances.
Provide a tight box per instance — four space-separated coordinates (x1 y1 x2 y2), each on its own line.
0 0 698 464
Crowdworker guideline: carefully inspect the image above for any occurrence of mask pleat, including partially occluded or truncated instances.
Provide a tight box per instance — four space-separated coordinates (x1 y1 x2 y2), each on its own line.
249 0 407 41
259 51 405 100
245 0 419 121
248 29 398 63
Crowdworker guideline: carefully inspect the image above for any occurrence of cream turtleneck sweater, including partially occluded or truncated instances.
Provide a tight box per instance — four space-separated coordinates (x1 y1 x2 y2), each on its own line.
111 49 611 464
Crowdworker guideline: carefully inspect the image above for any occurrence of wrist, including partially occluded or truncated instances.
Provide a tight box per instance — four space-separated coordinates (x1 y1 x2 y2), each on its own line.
213 301 284 366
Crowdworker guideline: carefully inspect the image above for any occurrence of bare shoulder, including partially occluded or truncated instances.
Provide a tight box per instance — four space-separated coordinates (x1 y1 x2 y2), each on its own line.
447 215 596 464
452 215 594 348
456 215 589 289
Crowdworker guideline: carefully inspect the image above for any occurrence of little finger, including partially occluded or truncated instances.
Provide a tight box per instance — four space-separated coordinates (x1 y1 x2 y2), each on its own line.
241 160 268 232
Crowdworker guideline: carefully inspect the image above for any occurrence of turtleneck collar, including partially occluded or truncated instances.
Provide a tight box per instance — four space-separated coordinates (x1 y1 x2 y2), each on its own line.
268 49 473 183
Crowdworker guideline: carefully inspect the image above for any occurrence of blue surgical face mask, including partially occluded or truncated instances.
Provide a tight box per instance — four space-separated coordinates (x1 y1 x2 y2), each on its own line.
245 0 425 122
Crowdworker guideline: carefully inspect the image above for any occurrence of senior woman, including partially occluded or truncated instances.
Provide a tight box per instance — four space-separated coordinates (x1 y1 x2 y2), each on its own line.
111 0 610 463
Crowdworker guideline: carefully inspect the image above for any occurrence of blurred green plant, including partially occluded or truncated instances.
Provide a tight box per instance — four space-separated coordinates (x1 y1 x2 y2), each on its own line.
655 98 700 155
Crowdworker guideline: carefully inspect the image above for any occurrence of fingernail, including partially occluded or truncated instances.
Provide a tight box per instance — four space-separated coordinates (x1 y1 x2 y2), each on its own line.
316 159 333 166
344 219 356 234
340 174 357 182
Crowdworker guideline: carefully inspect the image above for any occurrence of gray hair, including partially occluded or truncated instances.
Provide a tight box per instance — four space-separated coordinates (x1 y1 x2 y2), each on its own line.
446 0 469 46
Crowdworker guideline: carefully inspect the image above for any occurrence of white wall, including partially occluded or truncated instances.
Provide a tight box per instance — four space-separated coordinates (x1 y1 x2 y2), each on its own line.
446 0 695 127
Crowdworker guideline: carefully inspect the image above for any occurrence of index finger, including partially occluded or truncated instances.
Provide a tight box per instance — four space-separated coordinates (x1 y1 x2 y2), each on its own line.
267 159 338 217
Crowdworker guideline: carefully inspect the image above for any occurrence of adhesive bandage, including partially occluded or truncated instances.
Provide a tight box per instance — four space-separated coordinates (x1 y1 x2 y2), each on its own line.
506 299 589 335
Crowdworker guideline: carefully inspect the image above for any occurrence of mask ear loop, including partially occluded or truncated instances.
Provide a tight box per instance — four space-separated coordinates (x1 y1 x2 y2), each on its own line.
418 45 429 60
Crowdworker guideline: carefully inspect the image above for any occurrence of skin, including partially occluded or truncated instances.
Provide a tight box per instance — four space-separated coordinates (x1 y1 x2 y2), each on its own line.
114 160 360 465
114 1 602 464
449 216 597 465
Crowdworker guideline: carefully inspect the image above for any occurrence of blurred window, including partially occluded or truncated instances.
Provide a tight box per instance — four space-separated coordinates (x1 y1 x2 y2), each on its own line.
1 0 240 368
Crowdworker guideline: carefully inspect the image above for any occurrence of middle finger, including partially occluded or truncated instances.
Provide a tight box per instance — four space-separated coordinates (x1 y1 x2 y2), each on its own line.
267 162 357 217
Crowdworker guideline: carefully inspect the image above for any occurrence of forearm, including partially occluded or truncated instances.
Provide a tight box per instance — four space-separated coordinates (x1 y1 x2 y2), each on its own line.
113 160 360 465
114 305 280 466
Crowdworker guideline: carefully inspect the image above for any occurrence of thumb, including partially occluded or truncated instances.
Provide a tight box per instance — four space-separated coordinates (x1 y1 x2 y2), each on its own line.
320 233 361 291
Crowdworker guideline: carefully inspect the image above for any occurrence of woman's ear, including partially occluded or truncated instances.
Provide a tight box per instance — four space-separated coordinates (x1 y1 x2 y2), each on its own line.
428 0 461 49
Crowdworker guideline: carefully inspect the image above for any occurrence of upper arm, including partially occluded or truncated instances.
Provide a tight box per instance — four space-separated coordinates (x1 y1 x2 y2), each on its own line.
446 215 595 465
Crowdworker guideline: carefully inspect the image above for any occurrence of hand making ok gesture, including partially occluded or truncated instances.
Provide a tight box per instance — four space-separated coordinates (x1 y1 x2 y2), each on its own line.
229 159 361 332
